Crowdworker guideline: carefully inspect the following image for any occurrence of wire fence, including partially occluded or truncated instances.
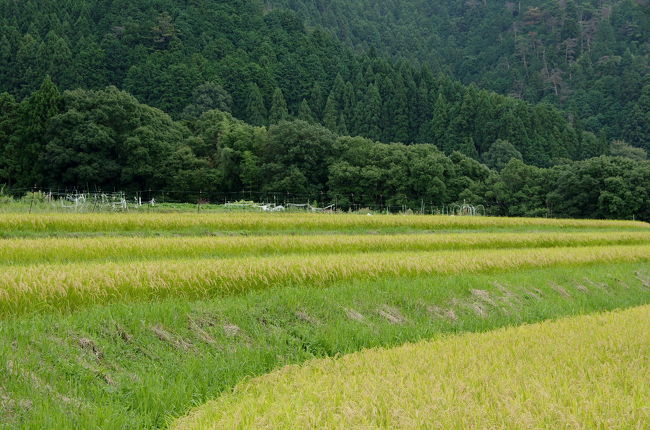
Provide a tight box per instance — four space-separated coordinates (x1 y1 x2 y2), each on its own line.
0 187 491 216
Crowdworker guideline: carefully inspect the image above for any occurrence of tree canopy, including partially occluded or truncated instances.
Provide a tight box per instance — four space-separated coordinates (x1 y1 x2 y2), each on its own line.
0 0 648 220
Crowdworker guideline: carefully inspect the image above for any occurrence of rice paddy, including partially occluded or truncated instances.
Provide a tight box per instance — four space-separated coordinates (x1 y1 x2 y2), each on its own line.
174 305 650 430
1 212 647 237
2 231 650 266
0 212 648 429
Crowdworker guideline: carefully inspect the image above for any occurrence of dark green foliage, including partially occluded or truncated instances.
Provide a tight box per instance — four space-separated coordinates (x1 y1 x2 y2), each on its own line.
0 91 16 185
483 140 524 171
623 85 650 151
182 82 233 119
0 0 595 165
245 83 267 126
1 80 649 220
269 0 649 147
260 120 336 194
269 88 289 124
297 99 315 123
0 0 647 220
5 76 63 188
483 159 552 218
43 86 187 191
548 157 650 221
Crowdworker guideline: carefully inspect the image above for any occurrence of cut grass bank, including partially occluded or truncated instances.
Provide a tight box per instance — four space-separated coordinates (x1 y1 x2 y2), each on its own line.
1 263 649 429
174 304 650 430
0 213 647 237
1 231 650 266
1 245 649 317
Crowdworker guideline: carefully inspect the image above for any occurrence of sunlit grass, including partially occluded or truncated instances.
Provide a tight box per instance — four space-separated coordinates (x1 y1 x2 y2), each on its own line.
2 212 649 429
2 263 649 429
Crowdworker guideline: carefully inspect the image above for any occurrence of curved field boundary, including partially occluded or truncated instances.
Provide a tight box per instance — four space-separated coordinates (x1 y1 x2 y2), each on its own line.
2 263 649 429
173 305 650 429
0 213 647 236
2 231 650 266
1 244 648 317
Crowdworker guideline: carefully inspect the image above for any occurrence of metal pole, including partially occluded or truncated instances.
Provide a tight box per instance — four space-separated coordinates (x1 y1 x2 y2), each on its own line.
29 185 35 214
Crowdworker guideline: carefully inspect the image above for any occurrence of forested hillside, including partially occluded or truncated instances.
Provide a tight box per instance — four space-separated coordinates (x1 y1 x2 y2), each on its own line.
0 0 649 219
0 0 617 166
269 0 650 150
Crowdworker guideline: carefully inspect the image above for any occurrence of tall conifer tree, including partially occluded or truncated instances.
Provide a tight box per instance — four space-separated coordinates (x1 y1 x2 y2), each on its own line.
269 87 288 124
245 83 267 126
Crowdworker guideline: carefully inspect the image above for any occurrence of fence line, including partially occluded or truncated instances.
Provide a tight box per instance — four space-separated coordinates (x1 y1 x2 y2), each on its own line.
0 186 492 215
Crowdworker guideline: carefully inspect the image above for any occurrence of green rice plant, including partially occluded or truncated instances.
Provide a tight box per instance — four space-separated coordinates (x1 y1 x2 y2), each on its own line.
2 231 650 266
173 305 650 430
0 245 648 317
0 213 647 237
2 263 649 430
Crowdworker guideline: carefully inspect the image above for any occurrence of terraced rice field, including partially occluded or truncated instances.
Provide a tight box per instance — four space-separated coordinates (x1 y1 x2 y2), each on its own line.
0 213 649 429
174 306 650 429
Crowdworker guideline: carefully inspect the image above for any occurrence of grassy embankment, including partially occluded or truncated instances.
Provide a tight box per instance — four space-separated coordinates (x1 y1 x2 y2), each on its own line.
2 264 649 429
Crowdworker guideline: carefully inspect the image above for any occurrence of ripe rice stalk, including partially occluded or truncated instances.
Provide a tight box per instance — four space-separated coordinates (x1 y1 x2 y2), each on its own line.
0 245 648 318
0 213 647 235
172 305 650 429
2 231 650 266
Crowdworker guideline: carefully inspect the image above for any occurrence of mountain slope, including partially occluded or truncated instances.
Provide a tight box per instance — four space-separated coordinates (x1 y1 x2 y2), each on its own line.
267 0 650 150
0 0 610 166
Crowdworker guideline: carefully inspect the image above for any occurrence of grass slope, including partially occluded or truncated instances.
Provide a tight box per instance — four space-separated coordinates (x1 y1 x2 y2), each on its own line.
2 214 649 429
1 263 649 429
174 304 650 430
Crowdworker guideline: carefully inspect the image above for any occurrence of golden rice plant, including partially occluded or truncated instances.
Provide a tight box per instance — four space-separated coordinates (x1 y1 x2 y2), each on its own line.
0 245 648 317
0 212 647 235
2 231 650 265
173 305 650 430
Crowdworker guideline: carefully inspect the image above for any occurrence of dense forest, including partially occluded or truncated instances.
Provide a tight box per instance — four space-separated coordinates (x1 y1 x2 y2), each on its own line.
0 0 630 163
1 80 648 220
0 0 648 219
269 0 650 150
